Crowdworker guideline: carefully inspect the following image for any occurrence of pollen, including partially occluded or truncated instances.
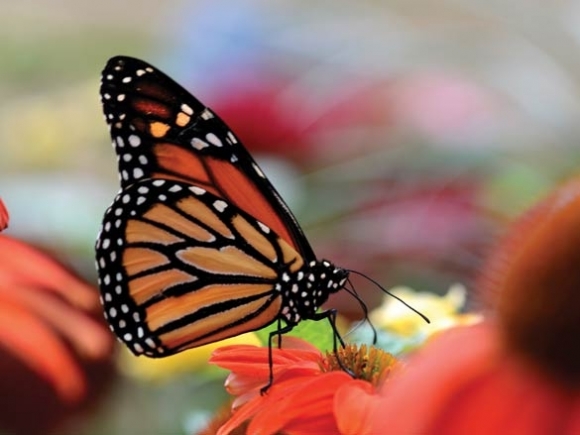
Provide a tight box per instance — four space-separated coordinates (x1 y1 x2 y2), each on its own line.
322 344 399 387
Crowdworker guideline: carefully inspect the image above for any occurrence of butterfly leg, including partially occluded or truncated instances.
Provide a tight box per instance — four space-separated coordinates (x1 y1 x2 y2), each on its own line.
310 308 345 350
261 322 295 395
310 309 354 377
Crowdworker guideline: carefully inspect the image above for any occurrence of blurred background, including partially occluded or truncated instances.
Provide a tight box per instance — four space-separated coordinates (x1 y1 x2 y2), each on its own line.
1 0 580 433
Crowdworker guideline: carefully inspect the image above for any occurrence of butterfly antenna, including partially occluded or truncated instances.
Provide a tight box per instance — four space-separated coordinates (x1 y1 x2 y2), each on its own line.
343 278 377 344
347 270 431 324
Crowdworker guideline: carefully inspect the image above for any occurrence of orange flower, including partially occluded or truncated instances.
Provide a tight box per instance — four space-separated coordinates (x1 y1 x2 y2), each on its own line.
0 235 114 433
0 198 8 231
209 337 397 435
369 177 580 434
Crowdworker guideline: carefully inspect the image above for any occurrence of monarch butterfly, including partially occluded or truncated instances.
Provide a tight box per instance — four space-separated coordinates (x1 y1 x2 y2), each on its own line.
95 56 426 370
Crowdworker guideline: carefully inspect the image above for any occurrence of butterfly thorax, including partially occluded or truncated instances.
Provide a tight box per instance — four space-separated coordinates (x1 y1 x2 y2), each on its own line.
276 259 348 325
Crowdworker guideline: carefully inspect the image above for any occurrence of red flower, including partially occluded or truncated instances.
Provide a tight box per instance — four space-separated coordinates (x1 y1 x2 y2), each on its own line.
0 235 114 434
369 177 580 434
0 198 8 231
209 337 397 435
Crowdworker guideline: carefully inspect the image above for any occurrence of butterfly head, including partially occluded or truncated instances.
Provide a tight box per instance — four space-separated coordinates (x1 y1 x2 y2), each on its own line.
278 259 348 325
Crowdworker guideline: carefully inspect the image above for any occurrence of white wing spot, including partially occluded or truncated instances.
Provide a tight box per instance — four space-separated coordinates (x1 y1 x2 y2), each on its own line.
152 180 165 187
139 155 148 165
258 222 270 234
122 194 130 204
136 69 146 76
145 338 156 348
213 200 227 212
128 135 141 147
138 186 149 194
133 168 144 179
169 185 183 193
191 138 209 150
252 163 266 178
205 133 222 147
137 196 146 205
189 186 206 195
117 94 126 102
123 154 132 162
159 194 167 201
122 77 132 83
227 131 238 144
201 109 214 120
181 104 194 115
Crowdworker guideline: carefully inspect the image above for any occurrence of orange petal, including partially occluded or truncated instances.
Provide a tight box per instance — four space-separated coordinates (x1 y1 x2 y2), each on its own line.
0 299 86 402
372 323 499 433
0 284 111 358
334 380 379 435
248 371 350 435
0 198 8 231
211 344 322 378
0 235 98 310
371 323 576 434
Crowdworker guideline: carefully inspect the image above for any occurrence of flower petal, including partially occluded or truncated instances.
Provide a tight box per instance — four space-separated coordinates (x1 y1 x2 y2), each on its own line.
248 371 351 435
371 323 577 434
0 299 86 402
0 235 98 310
371 323 499 433
0 199 8 231
335 380 379 435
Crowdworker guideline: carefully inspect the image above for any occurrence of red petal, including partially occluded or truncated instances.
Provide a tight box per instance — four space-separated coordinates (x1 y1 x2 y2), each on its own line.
372 323 577 434
335 380 379 435
0 235 98 310
211 343 322 371
0 299 86 402
0 199 8 231
0 284 111 358
248 371 350 435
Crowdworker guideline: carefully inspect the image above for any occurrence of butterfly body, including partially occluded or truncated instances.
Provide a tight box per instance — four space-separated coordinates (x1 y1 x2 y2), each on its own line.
96 56 348 357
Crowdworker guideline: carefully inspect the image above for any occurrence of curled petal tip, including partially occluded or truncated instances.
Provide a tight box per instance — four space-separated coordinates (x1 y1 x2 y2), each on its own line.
0 198 8 231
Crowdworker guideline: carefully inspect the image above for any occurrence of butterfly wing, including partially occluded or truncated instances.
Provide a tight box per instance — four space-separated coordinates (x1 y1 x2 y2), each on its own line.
100 56 314 260
96 178 306 356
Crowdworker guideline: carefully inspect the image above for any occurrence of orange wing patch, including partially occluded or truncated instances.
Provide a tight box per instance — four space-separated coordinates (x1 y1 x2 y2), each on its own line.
125 219 184 245
156 291 282 349
123 247 169 276
129 269 198 305
143 203 216 242
207 158 296 249
177 246 277 279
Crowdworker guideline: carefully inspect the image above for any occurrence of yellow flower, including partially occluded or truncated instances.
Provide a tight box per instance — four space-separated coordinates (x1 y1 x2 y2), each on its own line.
118 332 261 382
370 284 482 338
